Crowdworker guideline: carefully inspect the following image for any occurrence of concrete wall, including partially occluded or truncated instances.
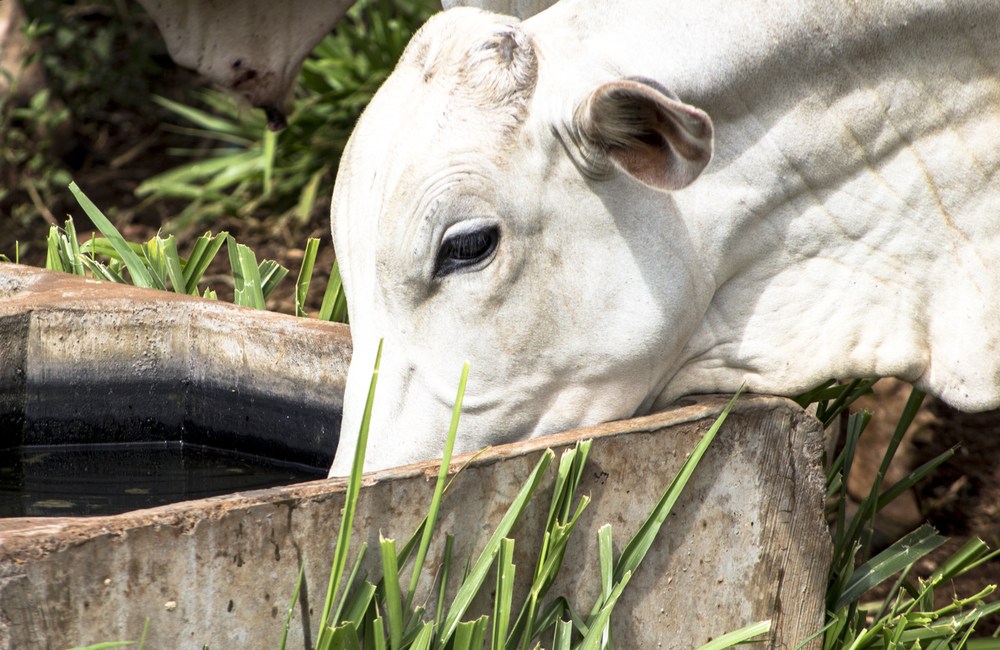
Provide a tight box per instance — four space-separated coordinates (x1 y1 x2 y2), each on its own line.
0 264 349 467
0 266 830 648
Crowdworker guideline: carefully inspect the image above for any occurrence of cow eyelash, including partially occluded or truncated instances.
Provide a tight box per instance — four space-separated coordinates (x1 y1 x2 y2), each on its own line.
434 225 500 277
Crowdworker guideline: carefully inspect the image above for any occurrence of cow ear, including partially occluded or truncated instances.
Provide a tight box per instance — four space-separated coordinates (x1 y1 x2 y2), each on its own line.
576 79 713 191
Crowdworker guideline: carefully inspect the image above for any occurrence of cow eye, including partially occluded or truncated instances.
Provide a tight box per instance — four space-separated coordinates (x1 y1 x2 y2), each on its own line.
435 225 500 277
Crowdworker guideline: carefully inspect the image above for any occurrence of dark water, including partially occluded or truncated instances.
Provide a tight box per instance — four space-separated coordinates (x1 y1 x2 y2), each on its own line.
0 441 327 518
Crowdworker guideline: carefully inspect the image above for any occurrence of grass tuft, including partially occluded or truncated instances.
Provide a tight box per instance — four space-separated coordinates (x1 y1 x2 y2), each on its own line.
798 380 1000 649
303 374 755 649
11 184 348 322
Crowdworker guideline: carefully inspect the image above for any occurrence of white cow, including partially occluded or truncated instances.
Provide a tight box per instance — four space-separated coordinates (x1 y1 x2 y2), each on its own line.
328 0 1000 476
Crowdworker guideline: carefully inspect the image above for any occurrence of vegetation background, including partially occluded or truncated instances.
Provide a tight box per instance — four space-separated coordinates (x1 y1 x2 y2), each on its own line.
2 0 435 312
2 0 1000 640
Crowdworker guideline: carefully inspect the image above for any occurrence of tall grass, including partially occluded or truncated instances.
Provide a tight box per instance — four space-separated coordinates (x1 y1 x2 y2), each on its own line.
304 366 755 649
33 182 348 321
797 381 1000 649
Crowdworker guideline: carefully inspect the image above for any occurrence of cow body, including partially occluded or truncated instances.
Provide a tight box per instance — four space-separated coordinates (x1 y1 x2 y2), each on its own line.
329 0 1000 475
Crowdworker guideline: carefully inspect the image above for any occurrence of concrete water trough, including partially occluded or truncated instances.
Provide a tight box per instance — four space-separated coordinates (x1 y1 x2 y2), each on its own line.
0 265 830 649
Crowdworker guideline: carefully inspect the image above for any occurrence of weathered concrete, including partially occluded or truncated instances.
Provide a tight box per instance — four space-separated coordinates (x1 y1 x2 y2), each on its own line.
0 265 830 648
0 264 349 468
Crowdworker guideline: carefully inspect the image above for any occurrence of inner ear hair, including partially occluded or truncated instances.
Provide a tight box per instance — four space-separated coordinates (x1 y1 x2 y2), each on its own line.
578 79 713 191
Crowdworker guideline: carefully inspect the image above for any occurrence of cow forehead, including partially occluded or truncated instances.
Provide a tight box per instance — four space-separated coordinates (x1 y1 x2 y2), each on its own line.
342 8 542 232
401 7 537 115
369 7 537 159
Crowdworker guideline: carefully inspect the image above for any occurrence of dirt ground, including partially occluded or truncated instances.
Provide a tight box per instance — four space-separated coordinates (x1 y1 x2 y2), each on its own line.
2 2 1000 637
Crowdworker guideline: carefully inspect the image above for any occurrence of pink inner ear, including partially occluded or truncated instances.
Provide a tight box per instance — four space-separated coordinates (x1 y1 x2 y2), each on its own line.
582 80 713 192
609 140 683 190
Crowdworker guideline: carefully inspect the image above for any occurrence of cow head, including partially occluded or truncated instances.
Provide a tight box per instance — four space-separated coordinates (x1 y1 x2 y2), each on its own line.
328 8 714 476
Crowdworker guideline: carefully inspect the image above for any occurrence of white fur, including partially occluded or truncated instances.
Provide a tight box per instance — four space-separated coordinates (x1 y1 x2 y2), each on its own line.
329 0 1000 476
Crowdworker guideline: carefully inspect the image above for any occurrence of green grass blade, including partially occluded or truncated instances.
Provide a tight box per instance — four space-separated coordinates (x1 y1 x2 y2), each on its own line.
510 442 592 649
152 95 251 138
63 218 84 276
597 524 613 606
69 182 162 289
531 497 590 606
278 561 306 650
929 536 992 584
326 622 361 650
296 168 325 222
534 597 587 640
227 236 266 309
453 618 479 650
137 150 260 197
262 128 277 194
876 447 956 514
545 449 576 534
696 620 771 650
897 600 1000 644
45 225 66 273
553 618 573 650
203 152 265 191
492 538 515 650
577 570 632 650
526 598 565 642
319 340 383 635
837 387 926 572
407 363 470 609
259 259 290 300
336 542 370 628
612 388 741 586
344 580 377 631
141 238 167 288
452 616 488 650
815 379 877 427
401 607 428 646
435 535 455 631
183 231 227 295
380 535 405 649
831 411 869 561
77 255 125 284
834 524 947 610
295 238 321 317
594 524 614 647
161 235 187 294
319 259 348 322
79 236 144 262
409 622 435 650
437 449 555 648
372 615 387 650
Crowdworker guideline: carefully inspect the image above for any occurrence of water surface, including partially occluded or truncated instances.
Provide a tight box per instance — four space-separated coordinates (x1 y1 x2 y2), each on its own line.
0 441 327 517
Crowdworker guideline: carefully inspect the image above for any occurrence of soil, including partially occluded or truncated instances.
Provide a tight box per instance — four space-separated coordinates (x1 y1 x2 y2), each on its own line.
913 401 1000 629
2 2 1000 638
